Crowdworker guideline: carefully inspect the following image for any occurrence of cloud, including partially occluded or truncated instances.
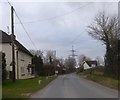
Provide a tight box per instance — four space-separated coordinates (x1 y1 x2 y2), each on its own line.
1 2 118 59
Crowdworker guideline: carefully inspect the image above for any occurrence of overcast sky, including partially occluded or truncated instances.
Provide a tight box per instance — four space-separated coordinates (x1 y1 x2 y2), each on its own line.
0 0 118 60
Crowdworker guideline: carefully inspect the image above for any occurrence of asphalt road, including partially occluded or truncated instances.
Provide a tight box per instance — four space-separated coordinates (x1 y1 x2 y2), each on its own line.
30 73 118 98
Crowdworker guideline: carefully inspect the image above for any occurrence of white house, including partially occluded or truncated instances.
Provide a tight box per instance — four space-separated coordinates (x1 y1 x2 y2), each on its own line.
0 30 35 79
82 61 97 70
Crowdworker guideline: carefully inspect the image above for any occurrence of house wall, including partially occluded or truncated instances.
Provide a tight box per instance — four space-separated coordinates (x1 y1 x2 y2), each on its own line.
1 43 20 79
0 43 12 79
83 62 96 70
83 62 91 70
18 51 33 79
0 43 34 79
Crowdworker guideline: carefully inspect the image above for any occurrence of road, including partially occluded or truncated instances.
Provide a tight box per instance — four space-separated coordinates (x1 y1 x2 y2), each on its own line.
30 73 118 98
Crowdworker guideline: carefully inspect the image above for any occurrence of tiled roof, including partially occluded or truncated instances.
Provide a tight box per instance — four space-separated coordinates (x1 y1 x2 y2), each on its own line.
0 30 11 43
0 30 33 56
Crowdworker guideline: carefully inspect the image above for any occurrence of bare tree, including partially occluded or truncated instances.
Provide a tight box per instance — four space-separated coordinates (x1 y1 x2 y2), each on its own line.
88 11 119 76
30 50 43 57
95 56 104 66
45 50 56 64
64 57 76 73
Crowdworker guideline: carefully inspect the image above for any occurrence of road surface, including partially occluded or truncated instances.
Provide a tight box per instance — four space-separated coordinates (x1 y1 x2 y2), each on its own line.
30 73 118 98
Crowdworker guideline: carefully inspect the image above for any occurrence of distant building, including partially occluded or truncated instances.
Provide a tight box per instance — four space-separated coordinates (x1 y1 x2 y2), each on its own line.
81 60 97 70
0 30 35 79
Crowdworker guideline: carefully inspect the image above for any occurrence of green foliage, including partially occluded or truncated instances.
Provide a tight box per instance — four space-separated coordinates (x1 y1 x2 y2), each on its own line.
32 55 46 76
79 66 84 72
49 56 53 64
0 52 7 82
43 64 55 76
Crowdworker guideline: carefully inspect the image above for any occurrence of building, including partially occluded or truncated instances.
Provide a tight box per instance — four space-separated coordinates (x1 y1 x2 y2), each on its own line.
81 60 97 70
0 30 35 79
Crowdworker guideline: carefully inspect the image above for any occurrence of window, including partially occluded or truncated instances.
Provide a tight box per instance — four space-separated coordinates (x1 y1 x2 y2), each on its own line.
21 67 25 74
91 64 95 67
19 52 25 61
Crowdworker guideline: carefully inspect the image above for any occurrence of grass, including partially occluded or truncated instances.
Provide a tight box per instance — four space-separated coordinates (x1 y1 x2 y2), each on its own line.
2 76 56 99
79 73 119 90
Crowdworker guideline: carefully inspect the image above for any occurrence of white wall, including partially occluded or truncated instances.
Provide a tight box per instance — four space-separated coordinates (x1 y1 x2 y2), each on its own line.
18 51 32 79
1 43 20 79
0 43 12 70
0 43 33 79
0 43 12 79
83 62 91 70
83 62 96 70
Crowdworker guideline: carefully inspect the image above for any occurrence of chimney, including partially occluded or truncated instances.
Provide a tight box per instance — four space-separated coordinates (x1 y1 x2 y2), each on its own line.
10 34 16 40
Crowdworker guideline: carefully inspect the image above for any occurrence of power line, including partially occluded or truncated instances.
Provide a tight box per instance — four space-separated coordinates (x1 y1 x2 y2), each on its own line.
6 0 83 51
55 31 84 55
14 10 38 50
6 1 91 57
67 31 85 46
6 0 12 7
70 46 77 58
15 27 36 49
15 3 92 24
6 0 38 50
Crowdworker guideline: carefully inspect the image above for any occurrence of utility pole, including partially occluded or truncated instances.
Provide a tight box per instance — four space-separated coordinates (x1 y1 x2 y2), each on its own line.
11 6 16 82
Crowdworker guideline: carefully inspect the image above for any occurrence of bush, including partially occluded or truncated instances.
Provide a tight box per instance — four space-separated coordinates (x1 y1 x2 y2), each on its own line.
32 55 46 76
43 64 55 76
79 66 84 72
0 52 7 82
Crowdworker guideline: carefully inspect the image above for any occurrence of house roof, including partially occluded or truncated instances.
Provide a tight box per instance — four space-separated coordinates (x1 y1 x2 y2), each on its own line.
85 61 97 66
0 30 11 43
0 30 33 57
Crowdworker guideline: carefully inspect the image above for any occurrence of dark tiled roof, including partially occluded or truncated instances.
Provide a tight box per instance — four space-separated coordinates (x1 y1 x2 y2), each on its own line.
85 61 97 66
0 30 33 57
0 30 11 43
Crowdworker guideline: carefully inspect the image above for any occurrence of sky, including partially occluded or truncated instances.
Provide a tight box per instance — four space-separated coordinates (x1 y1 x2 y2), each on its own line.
0 0 118 60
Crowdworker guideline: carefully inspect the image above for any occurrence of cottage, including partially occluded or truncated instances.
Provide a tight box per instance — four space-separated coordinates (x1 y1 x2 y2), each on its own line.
0 30 35 79
82 60 97 70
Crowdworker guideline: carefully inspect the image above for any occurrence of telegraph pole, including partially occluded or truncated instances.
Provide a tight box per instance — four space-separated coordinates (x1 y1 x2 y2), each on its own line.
11 6 16 82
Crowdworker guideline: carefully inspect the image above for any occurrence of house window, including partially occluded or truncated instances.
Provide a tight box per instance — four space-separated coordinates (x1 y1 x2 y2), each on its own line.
91 64 95 67
31 67 35 75
20 53 25 61
21 67 25 74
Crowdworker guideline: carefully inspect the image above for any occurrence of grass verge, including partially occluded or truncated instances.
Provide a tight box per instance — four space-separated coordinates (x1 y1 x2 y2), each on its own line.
79 73 119 90
2 76 56 99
